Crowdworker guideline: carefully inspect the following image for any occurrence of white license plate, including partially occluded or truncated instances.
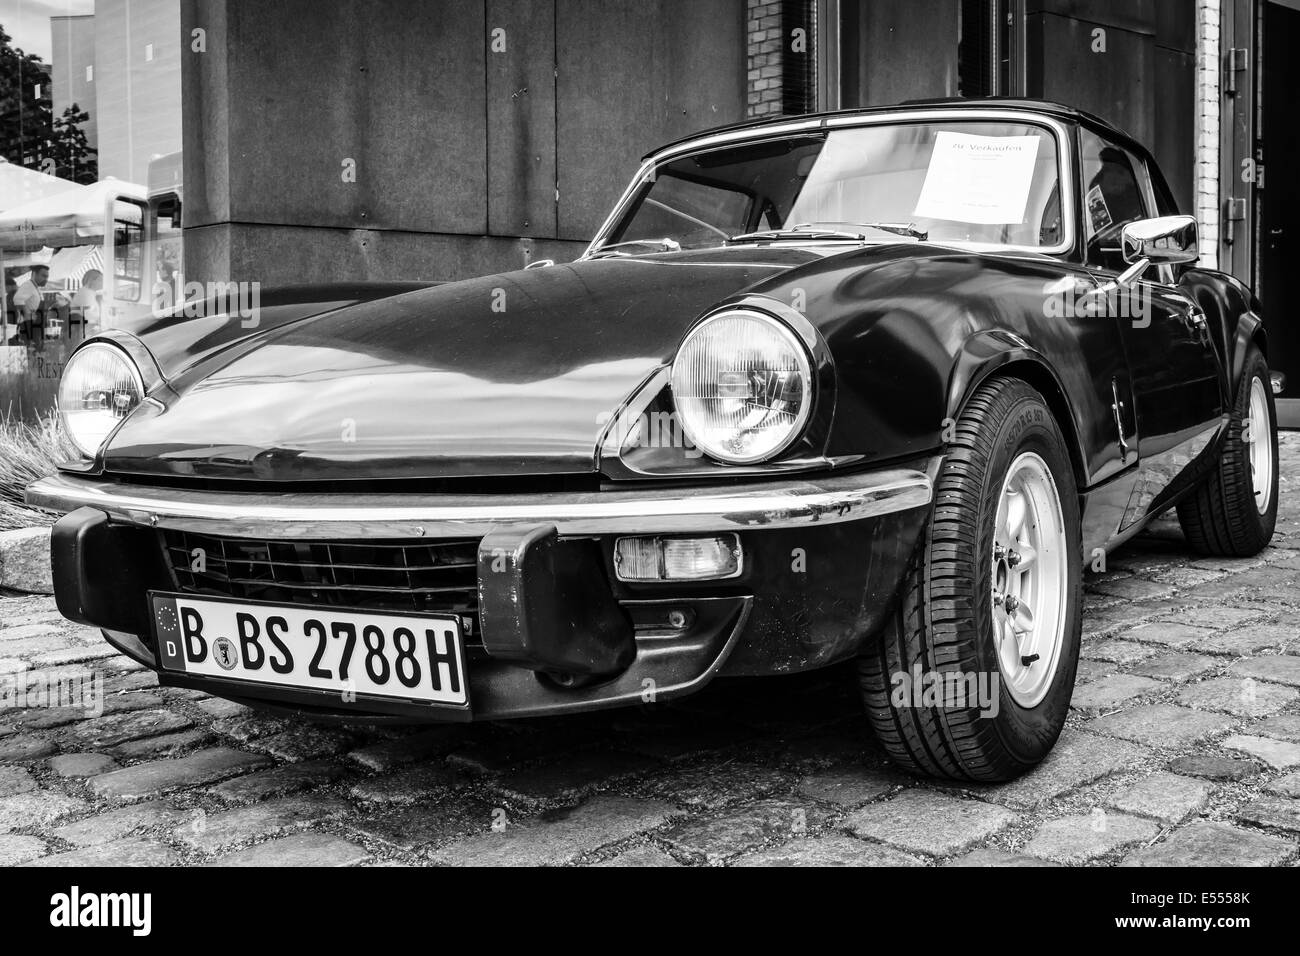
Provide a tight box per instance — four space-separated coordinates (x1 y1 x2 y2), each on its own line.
150 593 468 707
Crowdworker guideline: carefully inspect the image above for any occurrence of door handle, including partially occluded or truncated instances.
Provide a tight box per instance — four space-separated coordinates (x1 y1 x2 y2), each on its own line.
1110 378 1130 463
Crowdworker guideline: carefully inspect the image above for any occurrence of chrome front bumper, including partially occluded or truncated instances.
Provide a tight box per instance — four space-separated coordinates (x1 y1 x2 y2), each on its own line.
26 464 936 540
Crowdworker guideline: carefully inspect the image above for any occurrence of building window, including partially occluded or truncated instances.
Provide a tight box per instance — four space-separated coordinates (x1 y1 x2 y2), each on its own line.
959 0 995 96
781 0 816 114
86 65 94 82
145 43 154 62
959 0 1019 97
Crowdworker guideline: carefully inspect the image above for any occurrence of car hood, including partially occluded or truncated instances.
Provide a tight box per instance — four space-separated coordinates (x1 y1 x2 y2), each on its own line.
102 247 823 482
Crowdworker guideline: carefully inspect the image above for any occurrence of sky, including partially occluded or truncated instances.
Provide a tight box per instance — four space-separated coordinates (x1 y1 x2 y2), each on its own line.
1 0 95 63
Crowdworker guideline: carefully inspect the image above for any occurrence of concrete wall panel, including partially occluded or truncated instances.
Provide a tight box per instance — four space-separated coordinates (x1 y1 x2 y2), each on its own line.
1028 12 1154 147
487 0 558 238
185 221 587 287
556 0 746 240
1155 0 1197 54
212 0 487 234
181 0 230 229
1026 0 1156 33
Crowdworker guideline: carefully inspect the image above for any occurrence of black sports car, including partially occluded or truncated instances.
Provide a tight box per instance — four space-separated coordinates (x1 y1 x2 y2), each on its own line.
28 99 1277 782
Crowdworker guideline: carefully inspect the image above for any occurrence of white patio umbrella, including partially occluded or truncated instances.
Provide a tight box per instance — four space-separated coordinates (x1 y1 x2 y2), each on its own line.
0 177 146 253
0 158 80 213
11 245 105 291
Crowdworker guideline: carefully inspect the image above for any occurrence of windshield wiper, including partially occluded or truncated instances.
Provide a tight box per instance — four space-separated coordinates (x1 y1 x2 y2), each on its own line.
800 221 930 240
728 225 869 243
588 238 682 258
728 221 929 244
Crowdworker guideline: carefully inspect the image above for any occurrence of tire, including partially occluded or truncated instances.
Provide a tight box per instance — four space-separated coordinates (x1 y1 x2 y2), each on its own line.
1176 345 1278 556
858 377 1083 782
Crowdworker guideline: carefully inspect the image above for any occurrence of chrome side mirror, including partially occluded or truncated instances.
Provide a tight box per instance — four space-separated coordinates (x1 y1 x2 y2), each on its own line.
1117 215 1198 286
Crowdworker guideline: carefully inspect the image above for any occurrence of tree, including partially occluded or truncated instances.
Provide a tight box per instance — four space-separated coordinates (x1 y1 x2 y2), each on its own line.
47 103 97 183
0 24 54 169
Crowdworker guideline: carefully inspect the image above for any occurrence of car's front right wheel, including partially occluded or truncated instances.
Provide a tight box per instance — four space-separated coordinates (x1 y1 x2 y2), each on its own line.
858 377 1083 781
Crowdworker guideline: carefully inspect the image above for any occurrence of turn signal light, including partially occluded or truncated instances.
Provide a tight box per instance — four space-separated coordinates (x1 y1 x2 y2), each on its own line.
614 534 743 582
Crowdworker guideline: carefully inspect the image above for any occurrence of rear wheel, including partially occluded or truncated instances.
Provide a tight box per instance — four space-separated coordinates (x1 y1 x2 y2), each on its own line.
1176 345 1278 556
858 377 1082 781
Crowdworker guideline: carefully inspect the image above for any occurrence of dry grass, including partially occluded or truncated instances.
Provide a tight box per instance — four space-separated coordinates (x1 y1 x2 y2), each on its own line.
0 412 70 531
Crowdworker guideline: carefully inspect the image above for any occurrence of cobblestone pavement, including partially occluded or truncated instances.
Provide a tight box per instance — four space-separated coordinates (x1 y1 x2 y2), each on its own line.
3 437 1300 867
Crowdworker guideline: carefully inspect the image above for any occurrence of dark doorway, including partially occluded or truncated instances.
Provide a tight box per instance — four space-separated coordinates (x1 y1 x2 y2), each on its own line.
1262 0 1300 426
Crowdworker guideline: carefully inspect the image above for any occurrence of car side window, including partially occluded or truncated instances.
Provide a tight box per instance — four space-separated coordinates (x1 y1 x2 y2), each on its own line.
1079 129 1149 273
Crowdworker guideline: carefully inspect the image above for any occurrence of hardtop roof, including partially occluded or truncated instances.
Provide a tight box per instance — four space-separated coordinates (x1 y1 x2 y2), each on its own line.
644 97 1149 163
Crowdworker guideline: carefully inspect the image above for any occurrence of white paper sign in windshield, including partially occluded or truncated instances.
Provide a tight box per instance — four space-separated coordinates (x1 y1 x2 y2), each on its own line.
913 133 1041 225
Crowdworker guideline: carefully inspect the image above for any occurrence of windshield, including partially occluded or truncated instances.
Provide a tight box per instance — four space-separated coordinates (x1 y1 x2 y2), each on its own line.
598 120 1064 252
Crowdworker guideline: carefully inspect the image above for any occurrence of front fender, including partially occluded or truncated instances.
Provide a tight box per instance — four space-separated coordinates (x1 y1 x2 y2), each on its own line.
947 331 1088 488
738 247 1123 487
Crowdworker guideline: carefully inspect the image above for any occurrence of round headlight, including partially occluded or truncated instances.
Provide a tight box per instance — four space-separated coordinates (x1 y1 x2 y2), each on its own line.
670 309 813 464
58 343 145 457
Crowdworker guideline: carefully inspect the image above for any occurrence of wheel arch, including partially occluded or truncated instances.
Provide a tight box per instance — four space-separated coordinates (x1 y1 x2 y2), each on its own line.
1232 309 1268 393
947 339 1088 493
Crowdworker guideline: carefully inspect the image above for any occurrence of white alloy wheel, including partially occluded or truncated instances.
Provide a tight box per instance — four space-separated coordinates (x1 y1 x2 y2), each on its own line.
1247 376 1274 515
991 452 1069 708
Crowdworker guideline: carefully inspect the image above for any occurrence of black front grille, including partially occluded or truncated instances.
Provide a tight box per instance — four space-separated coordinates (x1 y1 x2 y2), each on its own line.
160 530 481 638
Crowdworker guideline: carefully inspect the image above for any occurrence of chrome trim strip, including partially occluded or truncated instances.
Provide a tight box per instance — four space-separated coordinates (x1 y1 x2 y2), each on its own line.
25 467 935 540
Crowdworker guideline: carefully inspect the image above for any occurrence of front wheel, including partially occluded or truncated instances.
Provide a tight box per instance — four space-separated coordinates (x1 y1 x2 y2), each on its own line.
1176 344 1278 556
858 377 1083 782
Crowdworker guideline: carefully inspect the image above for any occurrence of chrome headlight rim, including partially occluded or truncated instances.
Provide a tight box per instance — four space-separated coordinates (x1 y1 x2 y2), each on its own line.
58 340 147 459
670 306 816 465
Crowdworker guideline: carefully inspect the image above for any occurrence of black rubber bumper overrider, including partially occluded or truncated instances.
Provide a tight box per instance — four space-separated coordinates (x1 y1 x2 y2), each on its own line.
476 524 635 680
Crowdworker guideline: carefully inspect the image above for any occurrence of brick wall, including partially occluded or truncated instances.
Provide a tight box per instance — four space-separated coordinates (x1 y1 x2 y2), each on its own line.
747 0 786 117
748 0 816 117
1194 0 1221 269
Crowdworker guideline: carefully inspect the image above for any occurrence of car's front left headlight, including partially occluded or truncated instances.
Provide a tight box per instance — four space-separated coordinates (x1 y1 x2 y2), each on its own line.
58 342 146 458
670 308 813 464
